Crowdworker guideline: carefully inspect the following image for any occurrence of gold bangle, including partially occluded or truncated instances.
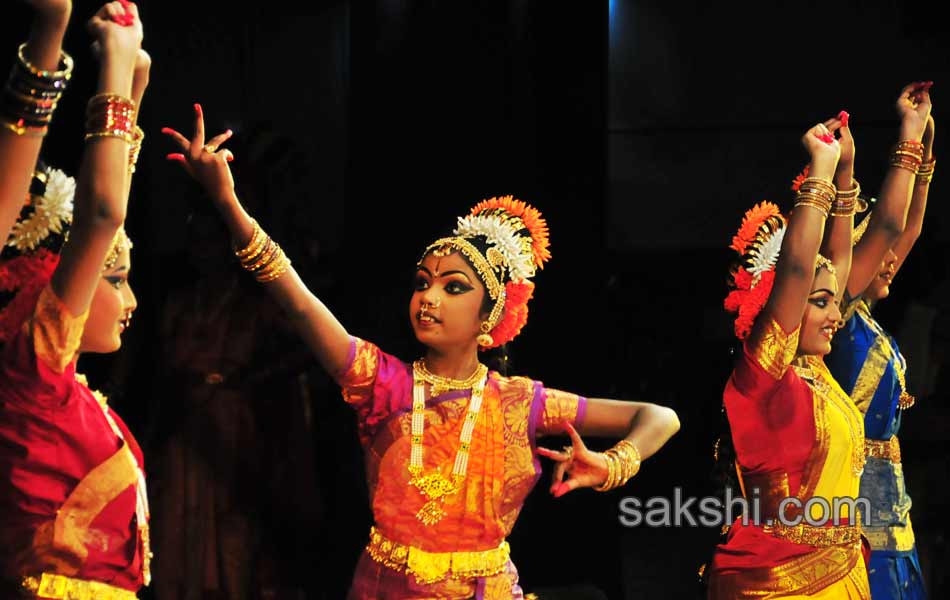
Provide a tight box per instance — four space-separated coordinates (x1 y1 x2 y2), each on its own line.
16 43 74 81
235 220 266 259
1 117 47 137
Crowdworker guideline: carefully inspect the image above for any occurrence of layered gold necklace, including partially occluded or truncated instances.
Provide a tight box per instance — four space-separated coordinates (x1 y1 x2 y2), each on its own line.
409 360 488 525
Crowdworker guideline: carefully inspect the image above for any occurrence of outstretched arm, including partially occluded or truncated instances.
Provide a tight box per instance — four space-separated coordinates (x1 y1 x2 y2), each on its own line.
0 0 72 245
163 105 351 375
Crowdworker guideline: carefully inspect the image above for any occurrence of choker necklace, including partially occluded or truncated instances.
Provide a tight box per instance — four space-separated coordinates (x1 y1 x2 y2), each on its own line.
408 361 488 525
413 359 487 397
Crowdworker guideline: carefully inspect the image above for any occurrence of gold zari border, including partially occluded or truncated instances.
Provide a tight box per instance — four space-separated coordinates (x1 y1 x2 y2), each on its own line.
865 436 901 463
748 318 799 380
21 573 137 600
762 522 862 547
365 526 510 585
708 541 863 598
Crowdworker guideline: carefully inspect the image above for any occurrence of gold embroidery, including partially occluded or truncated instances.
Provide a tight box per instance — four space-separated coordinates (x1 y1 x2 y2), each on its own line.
864 513 916 553
865 436 901 463
708 542 862 598
31 286 89 374
852 302 915 413
26 446 138 575
20 573 137 600
796 357 865 480
762 522 863 546
796 360 830 502
365 526 510 585
341 339 380 406
539 388 580 434
748 318 799 380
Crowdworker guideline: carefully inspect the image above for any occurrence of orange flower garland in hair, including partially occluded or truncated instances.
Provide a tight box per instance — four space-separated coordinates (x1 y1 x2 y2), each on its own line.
455 195 551 349
724 201 787 340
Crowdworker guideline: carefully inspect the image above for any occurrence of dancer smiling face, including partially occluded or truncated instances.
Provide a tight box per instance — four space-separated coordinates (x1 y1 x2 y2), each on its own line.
796 264 843 357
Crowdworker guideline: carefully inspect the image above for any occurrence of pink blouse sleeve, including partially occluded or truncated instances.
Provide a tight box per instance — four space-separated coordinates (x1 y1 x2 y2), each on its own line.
334 336 411 444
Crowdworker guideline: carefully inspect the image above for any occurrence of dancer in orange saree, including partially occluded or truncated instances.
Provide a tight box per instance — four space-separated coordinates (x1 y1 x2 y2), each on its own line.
163 104 681 599
707 116 870 599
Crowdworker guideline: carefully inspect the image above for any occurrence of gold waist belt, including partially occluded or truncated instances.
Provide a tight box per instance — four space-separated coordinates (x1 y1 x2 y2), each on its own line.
365 526 510 585
865 436 901 463
762 522 862 547
20 573 137 600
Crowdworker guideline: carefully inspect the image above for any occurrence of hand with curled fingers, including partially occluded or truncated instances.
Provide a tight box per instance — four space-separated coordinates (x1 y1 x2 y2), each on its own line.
536 421 609 498
801 121 841 178
162 103 236 204
897 81 933 142
86 1 142 68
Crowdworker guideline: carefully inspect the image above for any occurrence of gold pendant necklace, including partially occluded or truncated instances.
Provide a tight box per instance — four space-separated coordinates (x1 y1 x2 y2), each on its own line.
409 361 488 525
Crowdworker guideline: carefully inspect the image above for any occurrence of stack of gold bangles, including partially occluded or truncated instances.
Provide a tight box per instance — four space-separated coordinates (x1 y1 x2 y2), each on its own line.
916 157 936 186
1 43 73 137
128 126 145 176
890 140 924 173
594 439 641 492
793 177 836 216
831 179 860 217
85 94 137 144
235 219 291 282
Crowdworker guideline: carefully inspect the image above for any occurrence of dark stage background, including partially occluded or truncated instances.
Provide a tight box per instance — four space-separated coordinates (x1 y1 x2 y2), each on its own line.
3 1 949 598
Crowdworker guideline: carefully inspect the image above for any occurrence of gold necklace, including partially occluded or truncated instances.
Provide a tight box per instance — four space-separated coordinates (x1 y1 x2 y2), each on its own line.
408 362 488 525
413 359 488 397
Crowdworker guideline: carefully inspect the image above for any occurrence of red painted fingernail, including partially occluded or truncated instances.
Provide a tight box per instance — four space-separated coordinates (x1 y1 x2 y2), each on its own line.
194 103 202 113
160 127 174 135
166 153 184 161
226 155 234 162
838 111 850 127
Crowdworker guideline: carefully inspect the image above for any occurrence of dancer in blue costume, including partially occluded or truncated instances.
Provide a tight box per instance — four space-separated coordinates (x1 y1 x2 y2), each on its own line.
826 82 934 599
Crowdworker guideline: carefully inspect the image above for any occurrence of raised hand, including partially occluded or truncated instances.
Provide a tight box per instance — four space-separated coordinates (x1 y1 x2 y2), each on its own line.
897 81 933 142
536 422 610 498
801 121 841 180
86 1 142 61
162 103 236 203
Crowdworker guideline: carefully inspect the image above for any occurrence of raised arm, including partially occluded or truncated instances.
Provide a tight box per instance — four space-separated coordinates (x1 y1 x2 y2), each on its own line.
756 122 841 337
848 82 931 299
0 0 72 245
821 111 855 297
50 2 142 315
892 112 935 276
162 105 351 375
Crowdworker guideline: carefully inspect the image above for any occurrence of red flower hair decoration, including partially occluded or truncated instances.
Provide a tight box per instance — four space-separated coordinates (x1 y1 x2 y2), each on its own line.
725 201 787 340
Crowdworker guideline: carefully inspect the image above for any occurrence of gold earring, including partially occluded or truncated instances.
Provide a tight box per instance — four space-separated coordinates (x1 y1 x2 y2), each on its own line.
476 321 494 347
